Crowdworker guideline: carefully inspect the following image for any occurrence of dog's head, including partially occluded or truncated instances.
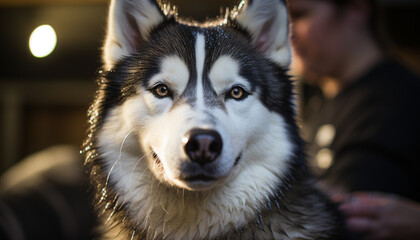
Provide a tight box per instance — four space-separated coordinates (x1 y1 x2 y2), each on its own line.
91 0 299 196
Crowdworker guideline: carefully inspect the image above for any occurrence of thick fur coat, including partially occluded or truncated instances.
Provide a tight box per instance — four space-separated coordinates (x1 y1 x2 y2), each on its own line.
83 0 344 239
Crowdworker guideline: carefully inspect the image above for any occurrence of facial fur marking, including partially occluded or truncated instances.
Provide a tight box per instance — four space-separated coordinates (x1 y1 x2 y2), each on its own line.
149 55 190 97
195 34 206 111
209 55 251 95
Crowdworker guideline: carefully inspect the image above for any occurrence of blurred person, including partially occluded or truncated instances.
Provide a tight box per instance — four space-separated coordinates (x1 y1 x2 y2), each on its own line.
289 0 420 238
339 192 420 240
290 0 420 200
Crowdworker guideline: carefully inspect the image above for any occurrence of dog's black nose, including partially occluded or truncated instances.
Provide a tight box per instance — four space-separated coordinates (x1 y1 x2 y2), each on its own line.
184 129 223 165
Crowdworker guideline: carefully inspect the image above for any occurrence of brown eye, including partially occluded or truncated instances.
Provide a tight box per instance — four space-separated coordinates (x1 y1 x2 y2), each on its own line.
152 84 171 98
229 86 247 100
231 87 243 99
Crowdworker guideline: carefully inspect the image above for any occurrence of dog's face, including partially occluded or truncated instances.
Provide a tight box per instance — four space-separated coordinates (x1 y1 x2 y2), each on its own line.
137 38 252 191
112 33 284 191
95 0 294 195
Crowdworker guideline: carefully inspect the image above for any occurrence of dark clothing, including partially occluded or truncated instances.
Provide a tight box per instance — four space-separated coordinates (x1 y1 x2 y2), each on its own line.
301 59 420 202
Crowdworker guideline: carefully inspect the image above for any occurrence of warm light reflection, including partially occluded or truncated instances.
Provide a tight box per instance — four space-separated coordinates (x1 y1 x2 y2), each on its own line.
29 24 57 58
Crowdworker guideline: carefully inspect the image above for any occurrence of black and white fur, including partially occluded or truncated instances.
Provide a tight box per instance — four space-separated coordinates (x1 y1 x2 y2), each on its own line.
84 0 343 239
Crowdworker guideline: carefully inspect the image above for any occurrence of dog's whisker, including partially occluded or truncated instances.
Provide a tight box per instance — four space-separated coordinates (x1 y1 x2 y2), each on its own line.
126 154 147 191
105 131 133 190
137 151 153 182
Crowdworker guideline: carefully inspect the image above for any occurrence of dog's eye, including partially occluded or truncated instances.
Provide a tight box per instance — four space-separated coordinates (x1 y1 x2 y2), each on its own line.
228 86 248 100
152 84 171 98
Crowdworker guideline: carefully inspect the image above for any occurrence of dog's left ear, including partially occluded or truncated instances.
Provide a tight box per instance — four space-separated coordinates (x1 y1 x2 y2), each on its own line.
236 0 290 67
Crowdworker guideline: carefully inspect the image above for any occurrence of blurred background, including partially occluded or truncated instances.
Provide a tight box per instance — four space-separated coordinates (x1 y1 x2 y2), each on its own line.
0 0 419 175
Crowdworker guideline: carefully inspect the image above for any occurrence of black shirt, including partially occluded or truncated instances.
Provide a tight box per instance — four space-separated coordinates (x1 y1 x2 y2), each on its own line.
300 59 420 202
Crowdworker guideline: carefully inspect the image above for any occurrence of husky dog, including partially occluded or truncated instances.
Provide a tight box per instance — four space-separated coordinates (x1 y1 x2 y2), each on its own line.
83 0 343 239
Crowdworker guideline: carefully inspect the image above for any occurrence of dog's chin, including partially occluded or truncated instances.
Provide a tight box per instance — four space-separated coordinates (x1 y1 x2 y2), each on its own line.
172 178 223 191
167 168 230 191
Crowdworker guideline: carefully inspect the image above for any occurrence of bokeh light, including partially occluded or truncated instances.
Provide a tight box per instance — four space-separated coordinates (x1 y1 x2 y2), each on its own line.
29 24 57 58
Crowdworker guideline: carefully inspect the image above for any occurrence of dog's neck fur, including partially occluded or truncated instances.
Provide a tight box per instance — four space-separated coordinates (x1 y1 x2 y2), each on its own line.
99 177 341 240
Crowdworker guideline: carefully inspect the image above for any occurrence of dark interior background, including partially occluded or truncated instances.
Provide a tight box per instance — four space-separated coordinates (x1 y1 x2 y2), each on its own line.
0 0 419 174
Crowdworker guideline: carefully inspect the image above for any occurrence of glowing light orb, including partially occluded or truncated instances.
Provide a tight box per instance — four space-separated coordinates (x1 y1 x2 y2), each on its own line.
29 25 57 58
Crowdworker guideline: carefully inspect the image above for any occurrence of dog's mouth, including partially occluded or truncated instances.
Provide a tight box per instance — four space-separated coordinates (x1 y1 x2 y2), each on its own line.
152 151 159 162
179 173 220 191
234 154 241 166
152 151 164 170
151 149 242 190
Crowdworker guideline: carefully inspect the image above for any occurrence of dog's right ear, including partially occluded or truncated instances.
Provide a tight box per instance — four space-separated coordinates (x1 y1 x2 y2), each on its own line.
103 0 165 69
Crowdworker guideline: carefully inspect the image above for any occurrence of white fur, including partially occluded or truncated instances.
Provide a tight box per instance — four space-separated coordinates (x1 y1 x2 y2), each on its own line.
145 55 190 114
236 0 291 67
195 34 206 111
209 55 251 93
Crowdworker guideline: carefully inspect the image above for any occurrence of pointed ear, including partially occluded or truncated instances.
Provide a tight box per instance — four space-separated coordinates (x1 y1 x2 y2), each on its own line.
103 0 165 69
236 0 291 67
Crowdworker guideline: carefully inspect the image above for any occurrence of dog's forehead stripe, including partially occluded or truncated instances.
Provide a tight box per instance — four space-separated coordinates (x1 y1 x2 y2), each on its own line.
195 33 206 110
